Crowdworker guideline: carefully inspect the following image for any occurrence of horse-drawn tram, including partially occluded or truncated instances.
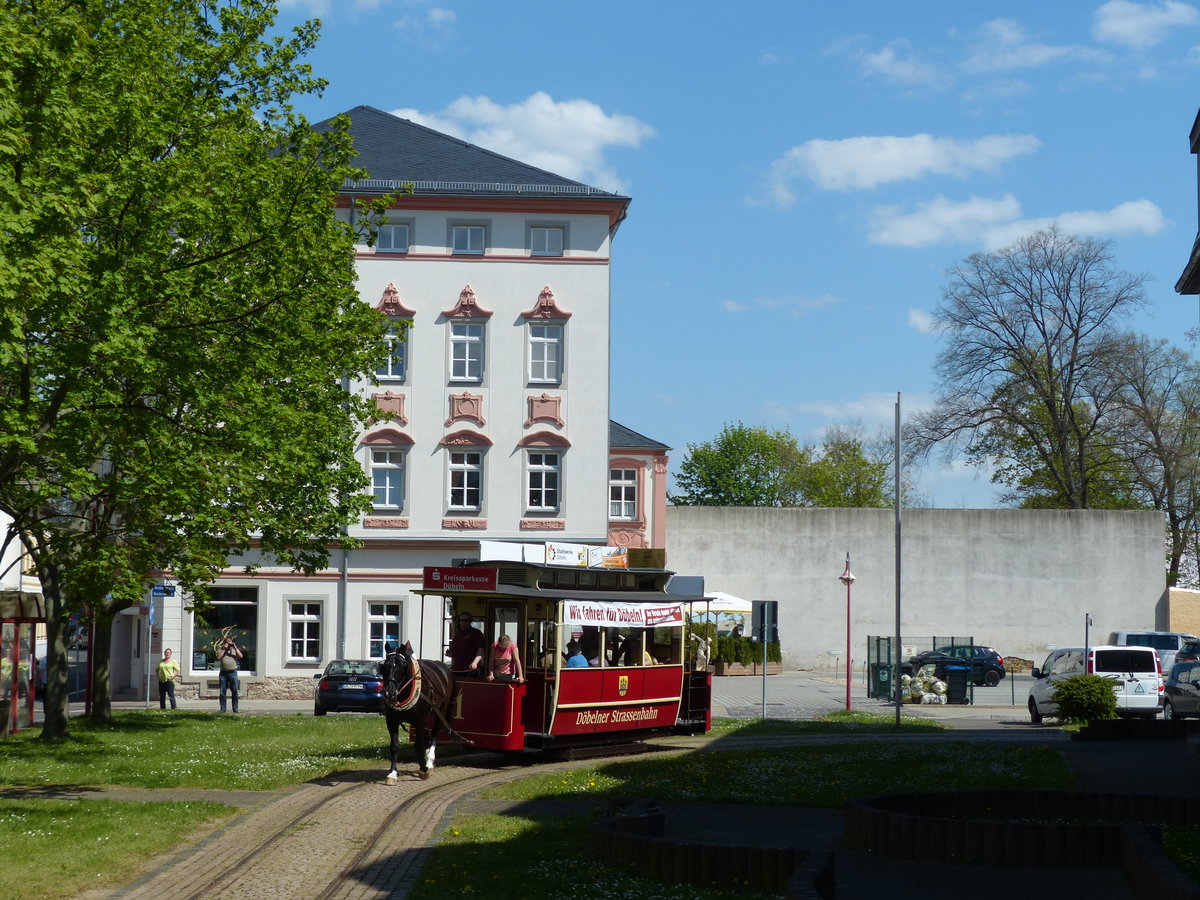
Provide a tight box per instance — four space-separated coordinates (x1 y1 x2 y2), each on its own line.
417 560 712 755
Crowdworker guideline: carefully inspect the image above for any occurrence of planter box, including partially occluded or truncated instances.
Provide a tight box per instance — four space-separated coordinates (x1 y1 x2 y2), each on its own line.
714 661 781 676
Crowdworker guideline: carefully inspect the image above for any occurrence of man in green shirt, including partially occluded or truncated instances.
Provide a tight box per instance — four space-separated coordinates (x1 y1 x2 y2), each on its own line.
157 648 180 710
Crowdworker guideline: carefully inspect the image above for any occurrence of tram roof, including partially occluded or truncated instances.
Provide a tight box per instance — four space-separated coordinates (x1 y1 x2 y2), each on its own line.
414 559 713 605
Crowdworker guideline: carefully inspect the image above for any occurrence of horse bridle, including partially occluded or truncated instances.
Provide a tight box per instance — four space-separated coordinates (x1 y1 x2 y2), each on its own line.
384 651 423 712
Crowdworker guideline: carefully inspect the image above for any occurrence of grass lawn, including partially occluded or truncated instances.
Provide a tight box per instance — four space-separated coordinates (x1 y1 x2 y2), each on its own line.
1 710 391 789
0 798 232 900
0 710 1062 900
485 740 1073 808
408 726 1075 899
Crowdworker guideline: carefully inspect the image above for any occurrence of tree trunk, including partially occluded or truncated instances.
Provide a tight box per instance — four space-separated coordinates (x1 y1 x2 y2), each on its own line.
89 615 114 724
37 563 70 741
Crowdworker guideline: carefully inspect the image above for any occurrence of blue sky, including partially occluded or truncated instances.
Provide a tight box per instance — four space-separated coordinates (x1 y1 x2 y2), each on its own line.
275 0 1200 507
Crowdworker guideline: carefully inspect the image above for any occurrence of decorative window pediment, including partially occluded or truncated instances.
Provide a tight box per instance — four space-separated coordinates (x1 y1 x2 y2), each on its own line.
517 430 571 448
361 426 414 446
442 284 492 319
376 283 416 318
440 429 493 447
371 391 408 425
446 392 485 427
521 286 571 320
525 393 564 428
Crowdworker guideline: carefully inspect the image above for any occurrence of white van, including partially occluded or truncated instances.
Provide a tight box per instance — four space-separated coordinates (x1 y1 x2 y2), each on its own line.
1109 630 1197 675
1028 645 1162 723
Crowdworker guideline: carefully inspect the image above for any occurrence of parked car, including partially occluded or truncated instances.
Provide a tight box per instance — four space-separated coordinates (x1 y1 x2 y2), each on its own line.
909 645 1006 687
1028 645 1162 723
1178 640 1200 664
1110 630 1197 676
1163 661 1200 719
313 659 384 716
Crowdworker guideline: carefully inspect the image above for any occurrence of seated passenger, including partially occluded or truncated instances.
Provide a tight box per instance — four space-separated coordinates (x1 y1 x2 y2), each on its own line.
565 640 588 668
487 634 525 683
580 627 602 667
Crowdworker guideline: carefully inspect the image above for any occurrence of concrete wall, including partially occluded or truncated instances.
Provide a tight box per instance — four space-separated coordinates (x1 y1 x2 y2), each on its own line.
666 507 1166 671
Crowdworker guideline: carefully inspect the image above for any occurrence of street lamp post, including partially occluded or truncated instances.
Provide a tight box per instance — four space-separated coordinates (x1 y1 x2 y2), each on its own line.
839 553 856 711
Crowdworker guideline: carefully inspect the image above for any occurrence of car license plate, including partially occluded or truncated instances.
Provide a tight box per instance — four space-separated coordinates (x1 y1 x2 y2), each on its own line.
342 684 364 690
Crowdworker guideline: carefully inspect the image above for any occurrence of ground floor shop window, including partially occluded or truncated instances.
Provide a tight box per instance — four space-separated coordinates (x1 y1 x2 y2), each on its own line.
192 587 258 672
367 601 403 658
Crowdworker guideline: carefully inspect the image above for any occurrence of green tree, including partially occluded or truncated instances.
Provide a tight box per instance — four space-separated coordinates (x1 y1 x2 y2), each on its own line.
0 0 390 736
799 423 893 507
910 227 1147 509
671 423 808 506
672 421 904 508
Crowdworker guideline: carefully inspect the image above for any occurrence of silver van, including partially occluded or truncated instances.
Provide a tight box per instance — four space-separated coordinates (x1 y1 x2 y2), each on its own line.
1110 630 1197 675
1028 645 1162 723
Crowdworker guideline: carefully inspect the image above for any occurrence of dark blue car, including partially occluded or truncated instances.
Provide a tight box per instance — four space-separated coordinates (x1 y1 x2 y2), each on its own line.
313 659 384 715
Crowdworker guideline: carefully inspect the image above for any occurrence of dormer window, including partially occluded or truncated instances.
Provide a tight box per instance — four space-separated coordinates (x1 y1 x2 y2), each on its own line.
451 225 485 255
377 224 409 253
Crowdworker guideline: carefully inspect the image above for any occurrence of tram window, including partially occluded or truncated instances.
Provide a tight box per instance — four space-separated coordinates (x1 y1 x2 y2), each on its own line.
652 627 682 665
614 628 650 666
526 618 556 669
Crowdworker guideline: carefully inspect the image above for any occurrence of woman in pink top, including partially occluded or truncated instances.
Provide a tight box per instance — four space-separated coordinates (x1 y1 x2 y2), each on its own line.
487 634 525 683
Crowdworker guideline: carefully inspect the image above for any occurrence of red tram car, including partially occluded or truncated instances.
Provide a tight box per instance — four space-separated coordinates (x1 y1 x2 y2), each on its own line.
417 561 712 753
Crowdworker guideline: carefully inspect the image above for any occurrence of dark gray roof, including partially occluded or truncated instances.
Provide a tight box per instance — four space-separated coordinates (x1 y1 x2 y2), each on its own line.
610 420 671 452
315 106 628 201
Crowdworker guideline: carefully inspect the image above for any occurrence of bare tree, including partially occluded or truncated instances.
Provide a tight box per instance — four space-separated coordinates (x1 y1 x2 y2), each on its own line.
1109 334 1200 584
910 227 1148 508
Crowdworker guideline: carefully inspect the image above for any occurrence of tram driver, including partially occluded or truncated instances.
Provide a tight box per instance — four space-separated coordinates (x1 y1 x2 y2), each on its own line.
447 612 486 677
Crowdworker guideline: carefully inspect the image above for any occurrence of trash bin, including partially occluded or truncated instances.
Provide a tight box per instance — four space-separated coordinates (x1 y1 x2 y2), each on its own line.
869 662 892 699
944 664 970 705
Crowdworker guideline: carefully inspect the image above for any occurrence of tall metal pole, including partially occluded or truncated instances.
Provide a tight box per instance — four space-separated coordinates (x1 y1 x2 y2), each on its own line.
839 554 856 710
894 392 903 728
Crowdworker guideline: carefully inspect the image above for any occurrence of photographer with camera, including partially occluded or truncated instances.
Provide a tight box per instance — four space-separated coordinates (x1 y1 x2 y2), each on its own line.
216 636 244 713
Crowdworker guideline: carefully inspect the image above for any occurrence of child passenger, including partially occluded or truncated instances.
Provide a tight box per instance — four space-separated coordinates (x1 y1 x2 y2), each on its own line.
487 634 525 683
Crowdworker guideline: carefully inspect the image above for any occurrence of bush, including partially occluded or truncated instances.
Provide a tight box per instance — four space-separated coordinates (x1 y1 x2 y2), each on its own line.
1050 674 1118 724
714 635 781 665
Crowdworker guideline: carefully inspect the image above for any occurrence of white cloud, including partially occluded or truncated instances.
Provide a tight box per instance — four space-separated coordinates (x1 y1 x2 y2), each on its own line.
979 199 1166 249
855 40 951 89
868 195 1166 249
763 134 1040 205
868 194 1023 247
1094 0 1200 49
962 18 1104 72
722 294 841 316
390 93 654 193
767 392 928 432
908 309 939 334
394 5 457 46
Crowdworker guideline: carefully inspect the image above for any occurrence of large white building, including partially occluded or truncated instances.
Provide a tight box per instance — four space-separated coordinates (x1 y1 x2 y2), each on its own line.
120 107 669 699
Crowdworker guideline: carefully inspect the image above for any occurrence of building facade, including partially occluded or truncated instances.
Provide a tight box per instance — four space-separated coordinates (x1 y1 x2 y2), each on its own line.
122 107 667 699
1177 106 1200 294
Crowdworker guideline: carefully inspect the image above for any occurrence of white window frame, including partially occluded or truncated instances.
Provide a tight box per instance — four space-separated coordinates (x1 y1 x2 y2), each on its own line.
530 225 564 257
450 321 485 382
451 224 486 255
287 601 322 662
366 601 403 659
448 450 483 510
527 451 561 512
370 447 406 511
376 320 408 381
609 468 638 520
377 223 410 253
528 323 563 384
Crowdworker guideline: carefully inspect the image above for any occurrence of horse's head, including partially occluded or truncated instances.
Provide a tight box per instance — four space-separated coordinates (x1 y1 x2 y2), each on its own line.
381 641 416 707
